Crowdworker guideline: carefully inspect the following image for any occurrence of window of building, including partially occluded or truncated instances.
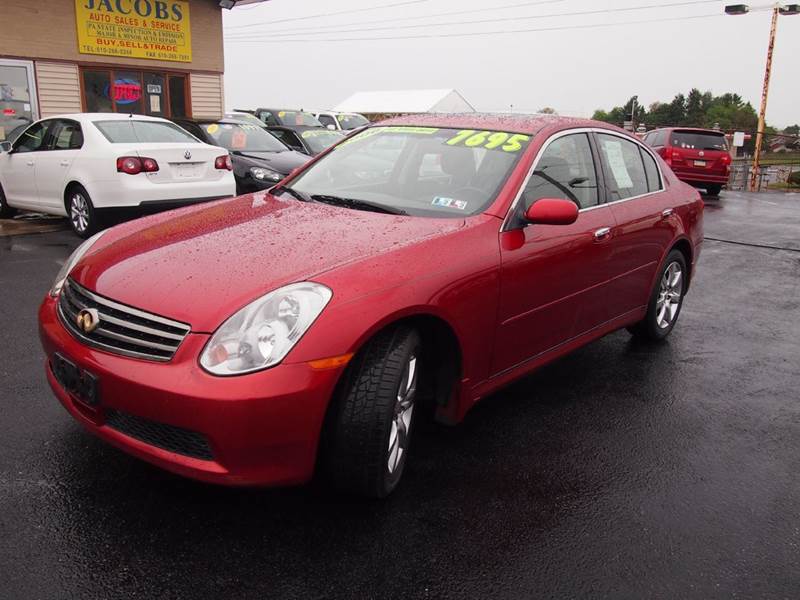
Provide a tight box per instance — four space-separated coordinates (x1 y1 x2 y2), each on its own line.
81 68 188 118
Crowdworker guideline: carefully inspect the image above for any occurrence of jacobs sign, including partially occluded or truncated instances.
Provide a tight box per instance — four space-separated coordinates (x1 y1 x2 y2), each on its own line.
75 0 192 63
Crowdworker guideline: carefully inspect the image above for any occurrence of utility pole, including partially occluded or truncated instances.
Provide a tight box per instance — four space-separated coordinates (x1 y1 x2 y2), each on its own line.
751 6 779 191
725 3 800 191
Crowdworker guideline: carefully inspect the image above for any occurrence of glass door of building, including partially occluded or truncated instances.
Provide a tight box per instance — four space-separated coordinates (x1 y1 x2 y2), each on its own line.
0 59 39 143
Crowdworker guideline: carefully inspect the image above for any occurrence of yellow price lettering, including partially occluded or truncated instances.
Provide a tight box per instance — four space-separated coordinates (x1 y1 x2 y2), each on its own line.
445 130 529 152
502 134 530 152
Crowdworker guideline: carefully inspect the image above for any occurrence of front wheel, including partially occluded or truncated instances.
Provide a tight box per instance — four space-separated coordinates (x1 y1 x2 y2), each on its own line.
628 250 687 341
66 186 99 238
323 326 421 498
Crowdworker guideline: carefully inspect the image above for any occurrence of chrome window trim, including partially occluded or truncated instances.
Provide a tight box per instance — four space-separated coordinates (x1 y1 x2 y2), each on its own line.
500 127 666 231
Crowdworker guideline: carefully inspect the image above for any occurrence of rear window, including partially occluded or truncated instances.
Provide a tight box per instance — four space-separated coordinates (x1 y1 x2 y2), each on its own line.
670 131 728 151
93 120 198 144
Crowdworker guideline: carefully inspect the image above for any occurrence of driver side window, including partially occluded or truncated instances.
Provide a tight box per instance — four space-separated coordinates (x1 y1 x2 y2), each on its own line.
522 133 599 210
13 121 50 153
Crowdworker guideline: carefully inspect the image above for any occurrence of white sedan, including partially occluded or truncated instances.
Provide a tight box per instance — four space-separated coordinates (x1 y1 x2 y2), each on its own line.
0 113 235 237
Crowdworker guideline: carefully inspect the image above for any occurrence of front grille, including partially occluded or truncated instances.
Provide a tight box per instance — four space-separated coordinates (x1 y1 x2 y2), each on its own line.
58 278 190 362
105 408 214 461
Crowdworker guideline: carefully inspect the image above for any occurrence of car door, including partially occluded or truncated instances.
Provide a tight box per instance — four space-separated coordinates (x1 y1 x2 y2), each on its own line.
594 131 675 317
34 119 84 210
0 120 50 208
492 131 619 375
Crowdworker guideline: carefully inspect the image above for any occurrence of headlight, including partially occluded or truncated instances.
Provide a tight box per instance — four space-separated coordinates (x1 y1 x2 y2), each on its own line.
200 282 332 376
250 166 283 182
49 230 107 298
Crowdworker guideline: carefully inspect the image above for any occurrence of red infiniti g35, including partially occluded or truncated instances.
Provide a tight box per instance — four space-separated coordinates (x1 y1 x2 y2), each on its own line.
39 114 703 497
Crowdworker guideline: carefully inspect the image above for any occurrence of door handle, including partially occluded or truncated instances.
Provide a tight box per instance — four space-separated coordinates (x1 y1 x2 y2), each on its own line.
594 227 612 240
661 208 674 219
26 161 34 167
60 161 70 167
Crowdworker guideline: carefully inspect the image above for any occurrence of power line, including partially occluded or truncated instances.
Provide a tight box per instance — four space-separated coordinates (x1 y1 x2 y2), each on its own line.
225 0 722 40
223 0 436 30
225 12 724 43
224 0 566 33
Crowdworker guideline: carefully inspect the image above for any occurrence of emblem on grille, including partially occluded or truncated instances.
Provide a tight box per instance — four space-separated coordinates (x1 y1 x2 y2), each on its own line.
76 308 100 334
184 150 192 160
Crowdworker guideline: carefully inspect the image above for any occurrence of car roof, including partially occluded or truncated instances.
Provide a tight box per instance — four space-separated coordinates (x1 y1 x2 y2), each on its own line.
650 126 726 134
52 113 170 123
376 112 604 135
178 118 252 125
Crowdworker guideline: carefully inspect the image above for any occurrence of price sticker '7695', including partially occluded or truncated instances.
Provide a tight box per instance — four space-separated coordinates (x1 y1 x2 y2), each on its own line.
446 130 530 152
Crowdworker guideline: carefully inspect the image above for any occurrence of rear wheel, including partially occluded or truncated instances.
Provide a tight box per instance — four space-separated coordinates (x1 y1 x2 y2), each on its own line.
66 186 99 238
0 184 17 218
705 184 722 196
628 250 687 341
323 326 421 498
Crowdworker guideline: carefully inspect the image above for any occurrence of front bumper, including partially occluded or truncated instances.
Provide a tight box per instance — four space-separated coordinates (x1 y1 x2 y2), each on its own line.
39 296 343 487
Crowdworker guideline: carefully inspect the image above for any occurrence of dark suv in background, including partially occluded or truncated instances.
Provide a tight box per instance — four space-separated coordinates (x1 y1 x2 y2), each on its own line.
643 127 731 196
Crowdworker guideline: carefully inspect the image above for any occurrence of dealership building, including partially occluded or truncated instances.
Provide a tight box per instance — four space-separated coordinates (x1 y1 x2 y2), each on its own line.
0 0 265 142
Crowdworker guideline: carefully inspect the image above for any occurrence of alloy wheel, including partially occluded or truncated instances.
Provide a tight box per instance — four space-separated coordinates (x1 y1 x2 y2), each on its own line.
387 353 417 475
70 194 90 234
656 261 683 329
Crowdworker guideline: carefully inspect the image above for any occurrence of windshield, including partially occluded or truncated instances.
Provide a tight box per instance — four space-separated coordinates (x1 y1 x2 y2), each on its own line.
671 131 728 151
227 112 267 128
300 129 345 153
337 113 369 130
276 111 322 127
202 122 287 153
94 120 197 144
288 126 531 218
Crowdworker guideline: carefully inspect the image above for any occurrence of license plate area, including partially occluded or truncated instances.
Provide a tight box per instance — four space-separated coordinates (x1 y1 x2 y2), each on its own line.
694 160 706 167
176 163 199 178
52 353 100 408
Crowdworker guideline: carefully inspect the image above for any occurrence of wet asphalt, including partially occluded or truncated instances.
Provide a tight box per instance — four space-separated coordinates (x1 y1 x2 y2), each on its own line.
1 191 798 599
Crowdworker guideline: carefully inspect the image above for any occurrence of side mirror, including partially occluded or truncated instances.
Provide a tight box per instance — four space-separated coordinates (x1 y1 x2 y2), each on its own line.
0 142 12 153
326 124 336 131
524 197 579 226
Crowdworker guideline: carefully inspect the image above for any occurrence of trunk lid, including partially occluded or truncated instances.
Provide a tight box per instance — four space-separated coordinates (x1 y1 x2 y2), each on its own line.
118 142 225 183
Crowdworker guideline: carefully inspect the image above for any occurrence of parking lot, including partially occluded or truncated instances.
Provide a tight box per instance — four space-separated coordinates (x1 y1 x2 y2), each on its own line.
1 190 799 599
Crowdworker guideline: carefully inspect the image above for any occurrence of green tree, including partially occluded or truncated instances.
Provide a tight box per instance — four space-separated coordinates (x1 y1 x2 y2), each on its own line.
785 124 799 135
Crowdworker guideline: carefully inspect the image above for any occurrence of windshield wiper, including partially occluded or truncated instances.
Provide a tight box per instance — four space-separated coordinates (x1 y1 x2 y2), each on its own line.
310 194 407 215
273 185 310 202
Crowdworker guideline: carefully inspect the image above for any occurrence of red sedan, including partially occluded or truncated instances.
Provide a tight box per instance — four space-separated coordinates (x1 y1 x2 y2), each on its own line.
39 114 704 497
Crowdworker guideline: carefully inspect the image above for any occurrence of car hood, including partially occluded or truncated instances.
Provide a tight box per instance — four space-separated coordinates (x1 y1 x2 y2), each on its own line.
231 150 309 174
71 193 465 332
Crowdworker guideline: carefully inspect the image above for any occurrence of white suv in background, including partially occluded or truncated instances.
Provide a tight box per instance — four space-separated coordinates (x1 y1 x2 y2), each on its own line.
313 111 370 131
0 113 235 237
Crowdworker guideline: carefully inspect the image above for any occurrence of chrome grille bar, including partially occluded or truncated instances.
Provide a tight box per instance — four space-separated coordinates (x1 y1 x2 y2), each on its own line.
57 278 190 362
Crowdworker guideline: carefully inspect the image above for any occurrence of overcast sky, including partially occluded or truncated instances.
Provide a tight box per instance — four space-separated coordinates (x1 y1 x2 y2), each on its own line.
222 0 799 128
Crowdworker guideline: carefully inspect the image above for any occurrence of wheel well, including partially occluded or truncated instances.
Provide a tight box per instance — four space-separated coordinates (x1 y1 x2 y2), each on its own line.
63 182 84 213
670 239 693 286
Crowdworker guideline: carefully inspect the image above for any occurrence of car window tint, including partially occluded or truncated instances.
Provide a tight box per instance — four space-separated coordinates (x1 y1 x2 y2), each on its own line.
640 147 662 192
522 133 599 210
94 120 197 144
51 120 83 150
653 130 666 146
597 133 648 200
318 114 336 128
13 121 49 153
271 129 303 151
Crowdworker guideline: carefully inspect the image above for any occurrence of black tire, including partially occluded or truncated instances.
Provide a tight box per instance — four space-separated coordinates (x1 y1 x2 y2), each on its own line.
65 185 100 238
705 184 722 196
323 326 422 498
0 183 17 219
627 250 687 341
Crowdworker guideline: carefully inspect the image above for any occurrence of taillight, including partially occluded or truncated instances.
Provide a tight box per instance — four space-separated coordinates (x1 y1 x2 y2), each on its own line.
116 156 159 174
215 155 232 170
721 153 732 165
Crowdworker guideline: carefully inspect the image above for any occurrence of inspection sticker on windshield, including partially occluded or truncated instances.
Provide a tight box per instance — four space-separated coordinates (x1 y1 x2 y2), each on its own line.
445 130 530 152
432 197 467 210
